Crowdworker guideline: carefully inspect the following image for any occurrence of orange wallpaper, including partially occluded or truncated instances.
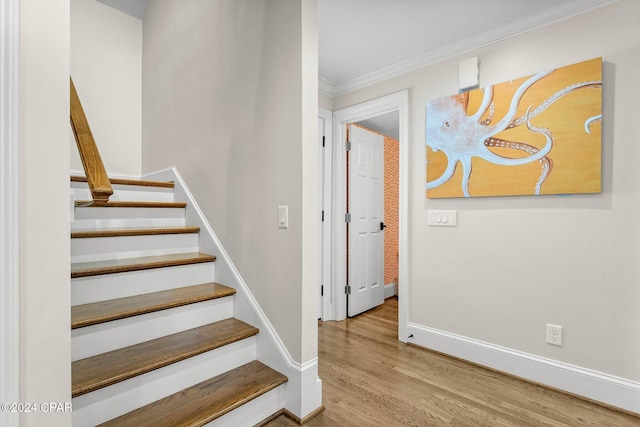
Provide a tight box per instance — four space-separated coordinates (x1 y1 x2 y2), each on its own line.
383 134 399 287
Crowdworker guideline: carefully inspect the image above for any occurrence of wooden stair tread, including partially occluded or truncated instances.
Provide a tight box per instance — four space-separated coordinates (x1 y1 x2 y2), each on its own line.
72 283 236 329
98 360 287 427
72 318 259 397
72 175 175 188
75 200 186 208
71 226 200 239
71 252 216 278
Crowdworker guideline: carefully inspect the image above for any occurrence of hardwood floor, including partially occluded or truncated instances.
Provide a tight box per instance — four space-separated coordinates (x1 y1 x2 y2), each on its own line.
265 298 639 426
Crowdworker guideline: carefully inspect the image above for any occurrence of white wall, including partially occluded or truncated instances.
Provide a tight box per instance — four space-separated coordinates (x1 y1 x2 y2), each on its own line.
333 0 640 397
19 0 71 425
142 0 318 365
70 0 142 176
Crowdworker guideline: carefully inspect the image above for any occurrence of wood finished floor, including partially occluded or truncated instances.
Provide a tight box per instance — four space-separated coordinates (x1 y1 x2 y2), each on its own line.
265 298 639 427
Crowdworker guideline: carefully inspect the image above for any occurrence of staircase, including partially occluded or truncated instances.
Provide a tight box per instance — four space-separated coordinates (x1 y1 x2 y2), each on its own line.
70 175 288 426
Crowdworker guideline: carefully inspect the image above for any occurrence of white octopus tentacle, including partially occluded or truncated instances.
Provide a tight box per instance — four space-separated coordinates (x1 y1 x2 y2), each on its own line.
426 152 459 190
585 114 602 133
470 85 493 122
534 156 553 195
485 69 554 138
480 102 495 126
508 81 602 129
479 106 554 167
485 138 553 194
460 156 473 198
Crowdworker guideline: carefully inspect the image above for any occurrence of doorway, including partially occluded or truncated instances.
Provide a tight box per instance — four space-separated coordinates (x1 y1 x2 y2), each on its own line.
345 124 385 316
329 90 409 342
355 113 401 304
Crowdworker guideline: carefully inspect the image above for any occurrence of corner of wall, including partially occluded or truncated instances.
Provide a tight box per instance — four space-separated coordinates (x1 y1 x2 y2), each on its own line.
143 167 323 420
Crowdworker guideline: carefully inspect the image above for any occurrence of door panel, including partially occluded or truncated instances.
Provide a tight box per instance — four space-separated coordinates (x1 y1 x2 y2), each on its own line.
348 125 385 317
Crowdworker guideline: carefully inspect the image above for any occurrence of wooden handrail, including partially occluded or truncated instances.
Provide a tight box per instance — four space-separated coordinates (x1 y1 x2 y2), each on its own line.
70 77 113 206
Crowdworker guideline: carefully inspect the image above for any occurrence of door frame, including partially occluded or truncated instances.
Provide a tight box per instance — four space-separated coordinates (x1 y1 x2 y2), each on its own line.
318 108 333 320
1 0 21 416
330 90 409 342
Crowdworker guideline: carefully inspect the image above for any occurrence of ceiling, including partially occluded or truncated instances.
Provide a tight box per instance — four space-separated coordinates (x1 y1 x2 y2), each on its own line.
318 0 613 96
98 0 613 96
97 0 147 19
96 0 613 138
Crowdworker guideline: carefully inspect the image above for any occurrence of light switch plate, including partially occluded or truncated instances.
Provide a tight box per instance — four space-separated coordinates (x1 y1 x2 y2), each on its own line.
278 205 288 229
428 210 457 227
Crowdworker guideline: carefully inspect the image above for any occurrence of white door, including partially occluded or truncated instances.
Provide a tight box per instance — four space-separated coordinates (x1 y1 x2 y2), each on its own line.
347 125 385 317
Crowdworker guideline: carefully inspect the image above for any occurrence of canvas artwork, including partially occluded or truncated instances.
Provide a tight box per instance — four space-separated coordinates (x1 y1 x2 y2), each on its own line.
425 57 602 198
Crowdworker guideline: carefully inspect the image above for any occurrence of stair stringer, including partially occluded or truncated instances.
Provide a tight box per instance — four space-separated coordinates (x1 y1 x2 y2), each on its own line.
143 167 323 420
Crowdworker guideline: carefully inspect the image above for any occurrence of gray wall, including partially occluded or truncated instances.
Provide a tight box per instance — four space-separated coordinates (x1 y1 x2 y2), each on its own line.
334 0 640 382
142 0 318 363
70 0 142 176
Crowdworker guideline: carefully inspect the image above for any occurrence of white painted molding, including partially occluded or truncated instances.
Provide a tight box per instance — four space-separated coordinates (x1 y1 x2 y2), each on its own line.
384 283 396 299
331 90 409 343
0 0 20 422
143 167 322 419
407 322 640 415
318 108 333 321
320 0 616 96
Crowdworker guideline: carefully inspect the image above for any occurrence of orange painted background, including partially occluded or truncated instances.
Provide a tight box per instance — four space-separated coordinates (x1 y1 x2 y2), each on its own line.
426 57 602 198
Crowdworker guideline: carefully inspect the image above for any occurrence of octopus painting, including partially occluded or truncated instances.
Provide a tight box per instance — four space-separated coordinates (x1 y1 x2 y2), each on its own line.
426 57 602 198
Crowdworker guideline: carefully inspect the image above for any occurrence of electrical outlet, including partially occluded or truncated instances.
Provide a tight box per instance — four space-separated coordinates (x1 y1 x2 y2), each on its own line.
546 324 563 346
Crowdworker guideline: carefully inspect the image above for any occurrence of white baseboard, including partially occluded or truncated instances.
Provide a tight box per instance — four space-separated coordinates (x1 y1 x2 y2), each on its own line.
407 322 640 415
384 282 396 299
143 167 323 420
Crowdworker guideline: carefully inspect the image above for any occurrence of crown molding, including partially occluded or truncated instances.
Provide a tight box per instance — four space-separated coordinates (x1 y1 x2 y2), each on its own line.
320 0 616 97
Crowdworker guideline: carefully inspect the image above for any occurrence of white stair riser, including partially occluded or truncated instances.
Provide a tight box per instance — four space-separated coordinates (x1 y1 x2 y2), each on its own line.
72 263 216 305
206 384 286 427
72 297 234 361
71 184 175 203
72 337 257 427
72 207 186 231
71 233 200 263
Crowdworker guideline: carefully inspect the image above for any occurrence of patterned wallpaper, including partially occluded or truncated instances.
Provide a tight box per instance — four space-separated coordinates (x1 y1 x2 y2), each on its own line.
383 133 399 288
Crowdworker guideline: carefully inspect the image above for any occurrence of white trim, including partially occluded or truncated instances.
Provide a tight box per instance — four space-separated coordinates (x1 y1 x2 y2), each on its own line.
142 167 322 420
407 323 640 415
320 0 615 96
331 90 409 342
384 283 396 299
318 108 333 321
1 0 20 421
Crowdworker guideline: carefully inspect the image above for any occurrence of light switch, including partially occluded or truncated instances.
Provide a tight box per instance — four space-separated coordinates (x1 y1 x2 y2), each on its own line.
278 205 289 229
428 210 457 227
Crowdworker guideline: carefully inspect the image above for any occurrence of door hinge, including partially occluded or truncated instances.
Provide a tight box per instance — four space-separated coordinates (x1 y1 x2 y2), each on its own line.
321 285 324 296
322 135 326 147
345 140 351 151
345 285 351 295
321 210 325 222
345 213 351 223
